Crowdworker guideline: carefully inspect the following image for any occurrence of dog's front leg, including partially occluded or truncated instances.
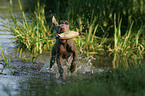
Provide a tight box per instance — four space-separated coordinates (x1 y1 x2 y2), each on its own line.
50 56 55 69
56 53 65 80
70 50 77 73
50 45 56 69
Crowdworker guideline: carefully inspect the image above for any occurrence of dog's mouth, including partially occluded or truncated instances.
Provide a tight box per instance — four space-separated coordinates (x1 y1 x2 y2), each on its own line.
60 39 66 43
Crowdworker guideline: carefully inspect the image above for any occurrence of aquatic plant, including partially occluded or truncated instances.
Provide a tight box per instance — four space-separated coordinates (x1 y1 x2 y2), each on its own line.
73 17 105 55
54 0 145 36
2 0 55 54
53 0 145 57
1 0 145 70
109 14 144 69
0 46 9 69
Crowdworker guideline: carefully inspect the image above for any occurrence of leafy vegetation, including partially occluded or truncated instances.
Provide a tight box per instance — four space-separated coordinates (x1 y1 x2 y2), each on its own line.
0 46 9 73
0 46 9 67
3 0 55 54
3 0 144 69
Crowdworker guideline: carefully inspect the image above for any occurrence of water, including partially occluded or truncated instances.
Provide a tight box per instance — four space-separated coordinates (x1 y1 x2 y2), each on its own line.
0 1 105 95
0 1 47 95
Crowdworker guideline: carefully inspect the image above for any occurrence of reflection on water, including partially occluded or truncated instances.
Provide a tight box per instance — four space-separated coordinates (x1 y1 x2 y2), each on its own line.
0 0 9 17
0 0 44 96
0 72 58 96
0 75 20 95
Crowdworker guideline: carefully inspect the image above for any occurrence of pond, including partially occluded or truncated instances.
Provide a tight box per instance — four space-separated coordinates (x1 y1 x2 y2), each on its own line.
0 0 106 95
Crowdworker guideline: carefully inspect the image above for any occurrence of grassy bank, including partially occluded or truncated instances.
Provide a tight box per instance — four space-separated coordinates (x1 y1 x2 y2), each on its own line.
34 62 145 96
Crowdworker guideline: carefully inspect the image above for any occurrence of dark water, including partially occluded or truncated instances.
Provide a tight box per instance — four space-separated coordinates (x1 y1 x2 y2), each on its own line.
0 0 106 96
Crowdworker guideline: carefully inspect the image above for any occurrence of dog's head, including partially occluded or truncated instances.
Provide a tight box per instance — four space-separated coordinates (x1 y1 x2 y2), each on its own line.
52 16 70 34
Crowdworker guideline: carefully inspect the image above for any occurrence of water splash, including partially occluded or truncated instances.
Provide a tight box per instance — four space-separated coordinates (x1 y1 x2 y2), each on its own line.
40 55 104 78
76 55 95 73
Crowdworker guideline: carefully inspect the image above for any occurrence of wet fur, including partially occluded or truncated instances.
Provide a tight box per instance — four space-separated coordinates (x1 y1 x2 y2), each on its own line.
50 16 78 80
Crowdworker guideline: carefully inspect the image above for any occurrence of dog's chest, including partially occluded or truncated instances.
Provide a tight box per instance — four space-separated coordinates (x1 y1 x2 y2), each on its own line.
59 44 72 56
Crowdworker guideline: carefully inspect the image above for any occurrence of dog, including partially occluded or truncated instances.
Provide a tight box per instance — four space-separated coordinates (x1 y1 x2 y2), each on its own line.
49 16 78 80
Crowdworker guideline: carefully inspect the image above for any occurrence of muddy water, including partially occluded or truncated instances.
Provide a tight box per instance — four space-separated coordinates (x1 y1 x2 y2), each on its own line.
0 1 106 96
0 1 53 96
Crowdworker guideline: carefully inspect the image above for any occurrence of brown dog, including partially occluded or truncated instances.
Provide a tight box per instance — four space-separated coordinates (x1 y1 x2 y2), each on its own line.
50 16 78 80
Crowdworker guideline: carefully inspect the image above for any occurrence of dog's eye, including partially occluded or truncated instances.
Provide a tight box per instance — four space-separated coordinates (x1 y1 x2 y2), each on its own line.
61 28 65 32
58 27 65 33
57 26 66 33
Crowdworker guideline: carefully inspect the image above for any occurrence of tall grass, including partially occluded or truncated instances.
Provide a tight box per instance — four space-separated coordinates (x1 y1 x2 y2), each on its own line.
1 0 145 69
2 0 55 55
52 0 145 55
0 46 9 73
110 14 144 69
54 0 145 36
73 17 106 55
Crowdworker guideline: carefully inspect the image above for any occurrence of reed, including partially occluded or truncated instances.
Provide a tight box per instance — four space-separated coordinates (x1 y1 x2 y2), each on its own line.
2 0 55 55
110 14 144 69
55 0 145 57
72 16 106 55
0 46 9 68
54 0 145 36
1 0 145 69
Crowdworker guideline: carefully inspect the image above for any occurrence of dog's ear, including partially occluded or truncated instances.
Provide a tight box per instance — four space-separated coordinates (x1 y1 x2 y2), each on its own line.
52 16 61 33
52 16 59 26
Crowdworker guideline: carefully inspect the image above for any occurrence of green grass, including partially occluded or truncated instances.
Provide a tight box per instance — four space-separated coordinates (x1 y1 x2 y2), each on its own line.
0 46 9 73
1 0 145 69
2 0 55 55
0 46 9 67
39 62 145 96
109 14 144 69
